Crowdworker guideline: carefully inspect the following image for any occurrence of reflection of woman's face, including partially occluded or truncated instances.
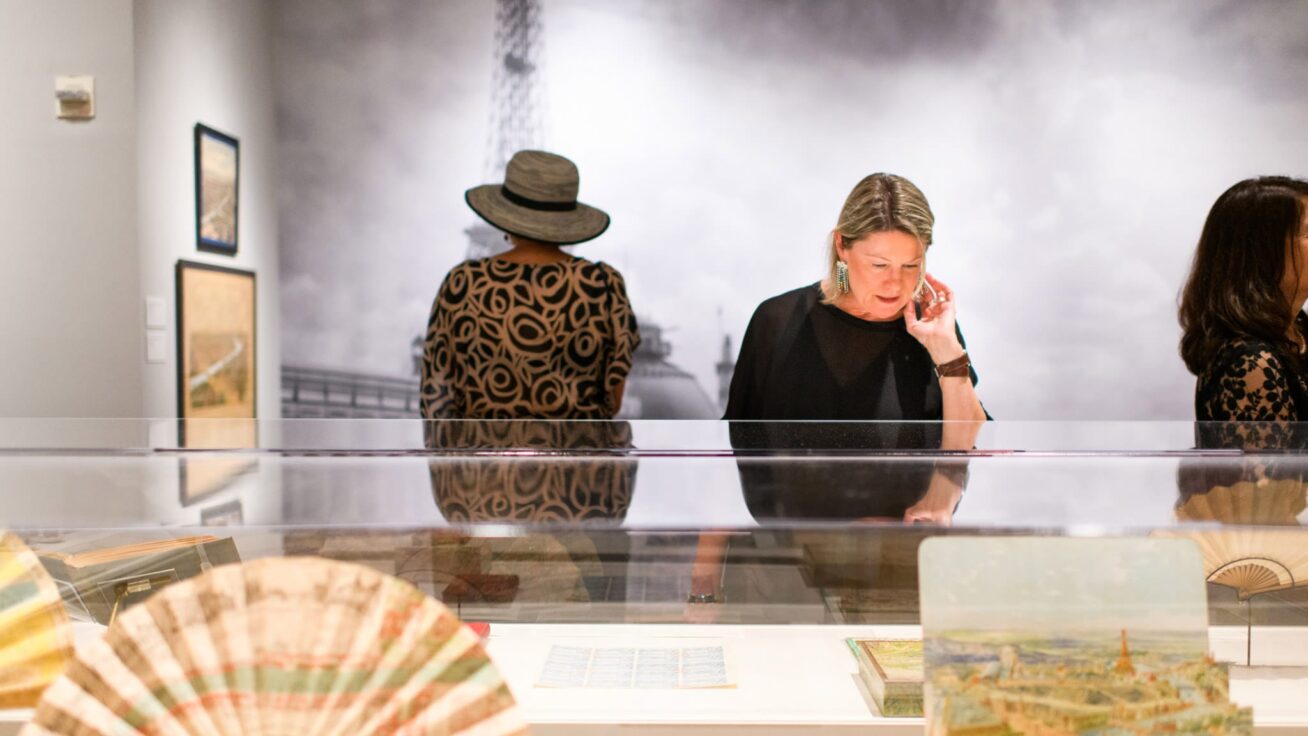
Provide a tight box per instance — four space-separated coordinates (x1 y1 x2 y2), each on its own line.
840 230 924 321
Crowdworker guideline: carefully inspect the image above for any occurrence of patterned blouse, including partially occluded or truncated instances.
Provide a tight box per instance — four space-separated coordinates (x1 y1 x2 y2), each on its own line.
1196 314 1308 422
1194 317 1308 450
421 256 640 419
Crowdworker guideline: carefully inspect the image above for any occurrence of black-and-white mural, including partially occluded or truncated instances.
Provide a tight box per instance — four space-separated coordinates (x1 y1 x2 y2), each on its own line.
274 0 1308 419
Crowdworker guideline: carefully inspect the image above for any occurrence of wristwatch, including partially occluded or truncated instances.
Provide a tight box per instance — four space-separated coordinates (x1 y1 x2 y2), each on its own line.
687 592 719 604
935 351 970 379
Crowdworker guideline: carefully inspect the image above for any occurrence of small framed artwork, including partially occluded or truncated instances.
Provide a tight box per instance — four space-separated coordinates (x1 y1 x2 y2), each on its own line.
194 123 239 254
176 260 257 505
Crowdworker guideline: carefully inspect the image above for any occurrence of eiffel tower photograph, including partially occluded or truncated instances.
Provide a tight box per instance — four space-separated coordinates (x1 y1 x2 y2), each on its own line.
465 0 547 262
278 0 725 419
465 0 720 418
267 0 1301 421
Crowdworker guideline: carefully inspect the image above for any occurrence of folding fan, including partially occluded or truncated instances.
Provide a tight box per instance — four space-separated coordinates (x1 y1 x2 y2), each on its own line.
1178 479 1307 526
22 557 527 735
1160 527 1308 600
0 532 74 708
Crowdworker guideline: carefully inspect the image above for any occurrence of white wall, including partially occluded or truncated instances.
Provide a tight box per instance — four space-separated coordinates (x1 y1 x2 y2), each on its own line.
0 0 282 423
0 0 142 417
133 0 284 525
0 1 282 527
134 0 282 422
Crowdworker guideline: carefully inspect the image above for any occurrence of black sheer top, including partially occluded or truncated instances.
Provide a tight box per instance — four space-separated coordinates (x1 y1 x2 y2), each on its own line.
724 283 979 420
1195 315 1308 422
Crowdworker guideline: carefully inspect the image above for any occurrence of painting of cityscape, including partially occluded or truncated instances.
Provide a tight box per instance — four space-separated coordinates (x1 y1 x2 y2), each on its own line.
194 123 239 253
175 261 257 503
919 538 1253 735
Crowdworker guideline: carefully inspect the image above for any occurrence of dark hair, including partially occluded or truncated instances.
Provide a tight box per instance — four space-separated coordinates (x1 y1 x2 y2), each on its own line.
1179 176 1308 375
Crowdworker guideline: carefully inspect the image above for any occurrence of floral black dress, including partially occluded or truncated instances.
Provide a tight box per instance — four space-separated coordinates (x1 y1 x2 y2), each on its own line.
1193 314 1308 452
1186 322 1308 515
1196 338 1308 421
421 256 640 419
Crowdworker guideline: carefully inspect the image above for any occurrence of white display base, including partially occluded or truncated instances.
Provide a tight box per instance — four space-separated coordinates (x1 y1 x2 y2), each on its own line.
487 623 1308 735
1 623 1306 735
488 623 925 736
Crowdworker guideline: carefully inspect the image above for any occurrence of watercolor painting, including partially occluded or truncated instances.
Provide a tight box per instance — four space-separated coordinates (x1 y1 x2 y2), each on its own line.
919 537 1252 735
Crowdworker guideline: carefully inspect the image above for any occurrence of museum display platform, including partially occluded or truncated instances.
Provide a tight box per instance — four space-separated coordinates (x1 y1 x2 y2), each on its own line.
3 419 1308 733
1 623 1305 734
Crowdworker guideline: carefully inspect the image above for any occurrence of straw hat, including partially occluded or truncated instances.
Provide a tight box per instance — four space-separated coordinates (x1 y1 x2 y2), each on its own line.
465 150 610 245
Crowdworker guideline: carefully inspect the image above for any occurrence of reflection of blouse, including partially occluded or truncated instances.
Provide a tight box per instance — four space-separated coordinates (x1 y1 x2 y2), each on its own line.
427 421 635 524
421 256 640 419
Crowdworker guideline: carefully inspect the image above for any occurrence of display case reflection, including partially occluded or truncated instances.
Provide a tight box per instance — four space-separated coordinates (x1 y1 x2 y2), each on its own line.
1168 422 1308 666
718 421 978 625
424 420 637 618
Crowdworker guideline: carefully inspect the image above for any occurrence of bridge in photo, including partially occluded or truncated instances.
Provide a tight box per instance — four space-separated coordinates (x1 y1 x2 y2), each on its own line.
189 337 245 393
281 365 420 418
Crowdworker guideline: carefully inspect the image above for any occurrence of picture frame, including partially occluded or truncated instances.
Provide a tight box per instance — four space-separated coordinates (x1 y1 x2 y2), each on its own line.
175 260 257 505
194 123 239 254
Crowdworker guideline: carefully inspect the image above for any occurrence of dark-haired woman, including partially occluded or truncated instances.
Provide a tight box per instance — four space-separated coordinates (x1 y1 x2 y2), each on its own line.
1180 176 1308 420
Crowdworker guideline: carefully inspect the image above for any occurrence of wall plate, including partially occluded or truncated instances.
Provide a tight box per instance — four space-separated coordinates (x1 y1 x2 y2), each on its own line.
55 75 95 120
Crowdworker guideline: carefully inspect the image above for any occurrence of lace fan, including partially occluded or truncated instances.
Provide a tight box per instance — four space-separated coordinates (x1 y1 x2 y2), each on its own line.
0 532 74 708
22 557 526 735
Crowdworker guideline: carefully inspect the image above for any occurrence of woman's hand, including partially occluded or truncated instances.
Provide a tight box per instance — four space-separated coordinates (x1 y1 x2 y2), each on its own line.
903 273 965 365
902 470 963 526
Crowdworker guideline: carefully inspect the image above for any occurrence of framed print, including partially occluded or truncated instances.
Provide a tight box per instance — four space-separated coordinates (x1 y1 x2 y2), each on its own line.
194 123 239 254
176 260 257 504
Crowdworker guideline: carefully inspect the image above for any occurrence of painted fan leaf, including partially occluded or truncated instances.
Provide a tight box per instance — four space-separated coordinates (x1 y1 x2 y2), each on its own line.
22 557 526 736
0 532 74 709
1159 528 1308 600
1178 479 1307 526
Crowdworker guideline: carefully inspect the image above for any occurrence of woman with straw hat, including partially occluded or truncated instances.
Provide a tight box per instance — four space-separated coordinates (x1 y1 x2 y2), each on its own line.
420 150 640 419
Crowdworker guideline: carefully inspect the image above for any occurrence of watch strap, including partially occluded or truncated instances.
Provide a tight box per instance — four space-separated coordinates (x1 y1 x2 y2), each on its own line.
935 352 970 379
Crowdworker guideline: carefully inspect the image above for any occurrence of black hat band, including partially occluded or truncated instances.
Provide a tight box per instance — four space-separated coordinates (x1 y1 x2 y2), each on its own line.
501 185 578 212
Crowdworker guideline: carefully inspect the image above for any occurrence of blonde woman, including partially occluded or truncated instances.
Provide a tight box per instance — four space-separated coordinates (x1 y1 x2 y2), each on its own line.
724 173 987 425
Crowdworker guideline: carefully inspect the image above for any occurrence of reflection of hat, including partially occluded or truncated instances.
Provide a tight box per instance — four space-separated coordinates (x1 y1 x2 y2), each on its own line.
465 150 610 245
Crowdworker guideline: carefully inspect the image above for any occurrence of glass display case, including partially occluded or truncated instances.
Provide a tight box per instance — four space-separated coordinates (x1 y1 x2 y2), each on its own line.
1 419 1307 734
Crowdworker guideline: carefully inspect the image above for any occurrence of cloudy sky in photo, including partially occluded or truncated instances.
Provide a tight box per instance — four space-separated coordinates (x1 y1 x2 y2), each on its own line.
274 0 1308 418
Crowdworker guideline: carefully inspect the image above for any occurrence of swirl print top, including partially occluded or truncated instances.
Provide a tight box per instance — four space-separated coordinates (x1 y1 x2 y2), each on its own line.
421 256 641 419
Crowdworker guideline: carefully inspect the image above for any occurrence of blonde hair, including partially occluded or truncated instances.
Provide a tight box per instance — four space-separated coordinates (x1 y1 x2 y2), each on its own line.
820 173 935 304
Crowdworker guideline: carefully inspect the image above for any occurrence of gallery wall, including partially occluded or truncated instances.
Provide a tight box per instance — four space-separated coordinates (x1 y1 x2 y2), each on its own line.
134 0 282 424
132 0 284 527
0 0 283 525
0 0 282 427
274 0 1308 419
0 0 142 417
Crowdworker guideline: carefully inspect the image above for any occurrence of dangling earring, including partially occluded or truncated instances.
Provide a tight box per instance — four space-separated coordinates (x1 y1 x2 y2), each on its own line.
835 260 850 295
